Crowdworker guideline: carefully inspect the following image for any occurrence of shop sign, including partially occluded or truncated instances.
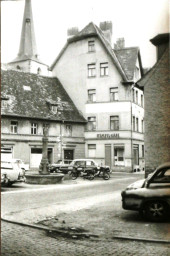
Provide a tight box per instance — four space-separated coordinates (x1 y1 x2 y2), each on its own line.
97 133 119 139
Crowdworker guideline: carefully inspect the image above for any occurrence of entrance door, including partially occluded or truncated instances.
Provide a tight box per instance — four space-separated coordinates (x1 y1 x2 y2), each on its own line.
64 150 74 164
105 144 111 168
133 145 139 166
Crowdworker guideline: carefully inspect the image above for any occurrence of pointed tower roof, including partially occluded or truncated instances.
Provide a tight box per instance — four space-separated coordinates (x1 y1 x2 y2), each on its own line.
9 0 44 65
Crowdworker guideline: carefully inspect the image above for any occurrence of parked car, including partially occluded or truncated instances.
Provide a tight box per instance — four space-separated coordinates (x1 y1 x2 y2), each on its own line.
121 162 170 221
49 160 70 173
66 159 111 179
11 159 29 172
1 161 25 186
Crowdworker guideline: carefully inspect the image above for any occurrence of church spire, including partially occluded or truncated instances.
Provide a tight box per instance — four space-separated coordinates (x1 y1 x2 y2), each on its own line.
18 0 38 59
8 0 49 75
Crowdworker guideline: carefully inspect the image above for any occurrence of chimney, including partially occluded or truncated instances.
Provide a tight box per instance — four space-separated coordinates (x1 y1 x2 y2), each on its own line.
99 21 112 44
67 27 79 39
150 33 169 61
114 38 125 50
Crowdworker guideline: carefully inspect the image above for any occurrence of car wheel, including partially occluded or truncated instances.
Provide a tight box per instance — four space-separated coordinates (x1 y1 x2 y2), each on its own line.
71 172 78 180
88 173 94 180
145 200 169 222
103 172 110 180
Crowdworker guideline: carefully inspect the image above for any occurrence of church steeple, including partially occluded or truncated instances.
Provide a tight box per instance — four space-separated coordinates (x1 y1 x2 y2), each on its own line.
8 0 49 76
18 0 38 60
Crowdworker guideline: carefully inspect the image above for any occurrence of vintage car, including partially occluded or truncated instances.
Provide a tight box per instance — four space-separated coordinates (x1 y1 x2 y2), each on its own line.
1 161 25 186
65 159 111 179
121 162 170 221
11 159 29 172
49 160 70 173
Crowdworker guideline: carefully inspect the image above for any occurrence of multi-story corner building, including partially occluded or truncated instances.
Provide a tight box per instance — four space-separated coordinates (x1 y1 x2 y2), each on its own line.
1 70 86 168
50 22 145 172
7 0 49 76
137 33 170 177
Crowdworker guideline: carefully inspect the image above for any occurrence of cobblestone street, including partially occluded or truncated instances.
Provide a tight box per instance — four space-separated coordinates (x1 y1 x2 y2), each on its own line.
1 174 170 256
2 221 170 256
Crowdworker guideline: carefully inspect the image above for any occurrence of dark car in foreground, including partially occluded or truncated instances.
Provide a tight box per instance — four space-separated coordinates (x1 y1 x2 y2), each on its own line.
121 162 170 221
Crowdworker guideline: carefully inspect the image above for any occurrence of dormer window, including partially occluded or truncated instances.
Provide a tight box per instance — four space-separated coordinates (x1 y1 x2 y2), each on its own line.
1 100 8 107
51 105 58 114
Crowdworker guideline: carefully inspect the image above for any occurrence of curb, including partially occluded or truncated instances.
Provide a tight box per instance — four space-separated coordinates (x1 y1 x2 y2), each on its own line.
2 218 170 244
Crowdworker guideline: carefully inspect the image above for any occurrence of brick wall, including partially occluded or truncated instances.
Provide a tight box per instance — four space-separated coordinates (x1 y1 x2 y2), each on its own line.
144 47 170 176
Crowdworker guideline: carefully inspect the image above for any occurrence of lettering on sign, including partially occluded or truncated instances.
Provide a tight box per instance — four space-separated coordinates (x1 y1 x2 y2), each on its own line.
97 134 119 139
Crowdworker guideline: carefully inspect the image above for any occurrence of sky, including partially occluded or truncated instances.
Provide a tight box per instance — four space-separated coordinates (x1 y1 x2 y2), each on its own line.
1 0 169 68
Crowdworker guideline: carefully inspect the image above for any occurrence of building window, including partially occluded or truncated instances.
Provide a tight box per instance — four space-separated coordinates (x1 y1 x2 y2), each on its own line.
88 144 96 157
31 123 38 135
142 145 144 158
141 120 144 133
114 146 124 166
37 67 41 75
88 89 96 102
11 121 18 134
136 118 139 132
110 87 118 101
16 65 21 70
88 64 96 77
132 88 135 102
141 94 144 107
110 116 119 130
87 117 96 131
51 105 58 114
135 90 138 104
65 125 72 137
133 116 135 131
100 62 109 76
88 40 95 52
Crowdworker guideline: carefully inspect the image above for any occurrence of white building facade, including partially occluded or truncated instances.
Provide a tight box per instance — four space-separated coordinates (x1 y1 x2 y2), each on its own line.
51 22 145 172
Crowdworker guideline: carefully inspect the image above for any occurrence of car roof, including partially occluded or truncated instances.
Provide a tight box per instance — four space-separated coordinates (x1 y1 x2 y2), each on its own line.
72 159 95 161
157 162 170 170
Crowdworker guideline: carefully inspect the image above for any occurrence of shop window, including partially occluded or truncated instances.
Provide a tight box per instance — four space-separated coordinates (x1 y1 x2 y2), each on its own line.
65 125 72 136
87 117 96 131
31 123 38 135
88 64 96 77
114 147 124 166
110 87 118 101
88 144 96 158
88 40 95 52
100 62 108 76
11 121 18 134
88 89 96 102
110 116 119 130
